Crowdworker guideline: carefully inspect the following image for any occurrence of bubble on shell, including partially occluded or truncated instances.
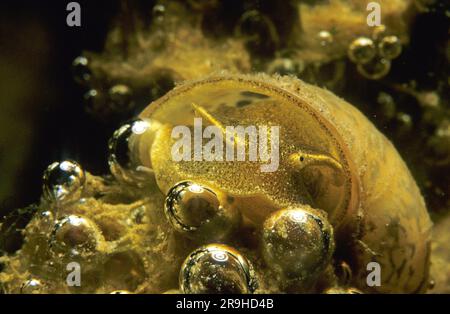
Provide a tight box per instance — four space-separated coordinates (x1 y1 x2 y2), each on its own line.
164 181 240 241
108 119 157 185
261 208 334 282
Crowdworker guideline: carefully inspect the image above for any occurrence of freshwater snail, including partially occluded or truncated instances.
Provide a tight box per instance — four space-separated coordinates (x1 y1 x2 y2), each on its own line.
132 73 432 293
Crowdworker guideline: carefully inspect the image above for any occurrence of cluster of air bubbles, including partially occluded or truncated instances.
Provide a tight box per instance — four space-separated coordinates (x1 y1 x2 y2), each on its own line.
71 55 136 117
179 244 258 294
348 25 402 80
42 160 86 207
164 181 240 242
159 180 338 293
261 207 334 283
374 90 417 138
84 84 135 117
108 118 158 185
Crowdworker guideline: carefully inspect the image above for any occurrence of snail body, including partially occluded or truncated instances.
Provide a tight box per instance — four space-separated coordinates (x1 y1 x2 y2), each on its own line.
137 73 432 293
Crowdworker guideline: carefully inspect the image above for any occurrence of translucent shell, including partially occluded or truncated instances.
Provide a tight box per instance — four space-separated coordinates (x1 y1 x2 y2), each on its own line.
138 75 357 228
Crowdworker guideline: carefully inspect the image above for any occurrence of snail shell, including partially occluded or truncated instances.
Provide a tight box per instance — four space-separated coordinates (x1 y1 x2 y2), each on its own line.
137 73 432 293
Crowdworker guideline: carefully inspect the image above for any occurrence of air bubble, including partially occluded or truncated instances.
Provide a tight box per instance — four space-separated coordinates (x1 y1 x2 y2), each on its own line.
164 181 240 241
179 244 258 294
357 57 391 80
109 84 134 113
152 4 165 24
261 208 334 282
50 215 103 257
348 37 376 64
395 112 413 135
72 56 92 85
42 160 85 205
378 36 402 60
267 58 304 76
318 30 334 47
108 119 160 185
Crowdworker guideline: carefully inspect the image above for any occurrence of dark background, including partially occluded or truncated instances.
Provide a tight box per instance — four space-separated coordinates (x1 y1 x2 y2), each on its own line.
0 0 126 212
